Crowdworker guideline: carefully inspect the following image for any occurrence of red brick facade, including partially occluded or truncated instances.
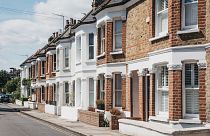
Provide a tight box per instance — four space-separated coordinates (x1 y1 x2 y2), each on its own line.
199 68 206 122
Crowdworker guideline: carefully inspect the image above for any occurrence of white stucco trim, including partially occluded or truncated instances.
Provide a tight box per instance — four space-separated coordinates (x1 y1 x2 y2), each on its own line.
96 62 126 75
46 50 56 55
36 57 46 62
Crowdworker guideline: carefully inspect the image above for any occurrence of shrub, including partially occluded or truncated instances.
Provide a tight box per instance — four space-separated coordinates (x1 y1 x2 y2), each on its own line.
88 106 95 112
110 108 121 116
96 100 105 110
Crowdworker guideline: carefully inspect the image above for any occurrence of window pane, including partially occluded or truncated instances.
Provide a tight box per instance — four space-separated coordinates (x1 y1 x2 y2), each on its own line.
65 82 69 93
185 3 198 26
194 64 198 87
89 46 94 59
89 33 94 45
161 91 168 112
185 64 192 87
185 0 197 3
115 74 122 90
115 91 122 107
89 78 94 106
115 20 122 34
186 89 199 114
115 34 122 49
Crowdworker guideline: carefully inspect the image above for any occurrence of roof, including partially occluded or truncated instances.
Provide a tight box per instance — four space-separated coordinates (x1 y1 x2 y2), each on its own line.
92 0 130 15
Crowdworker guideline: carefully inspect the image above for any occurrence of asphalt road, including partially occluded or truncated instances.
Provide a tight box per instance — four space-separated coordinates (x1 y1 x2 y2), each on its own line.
0 103 81 136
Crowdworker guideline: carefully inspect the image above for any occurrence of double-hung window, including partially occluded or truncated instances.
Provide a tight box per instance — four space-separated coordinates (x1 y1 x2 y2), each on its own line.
41 61 45 76
53 54 56 71
113 74 122 107
99 74 105 100
156 0 168 36
157 66 169 115
184 63 199 116
64 82 69 105
114 20 122 51
76 36 82 63
64 47 69 68
182 0 198 29
89 78 94 106
99 25 105 55
89 33 94 60
56 49 59 70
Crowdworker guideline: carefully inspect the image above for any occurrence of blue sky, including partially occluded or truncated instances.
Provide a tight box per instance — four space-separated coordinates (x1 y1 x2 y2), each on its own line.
0 0 91 71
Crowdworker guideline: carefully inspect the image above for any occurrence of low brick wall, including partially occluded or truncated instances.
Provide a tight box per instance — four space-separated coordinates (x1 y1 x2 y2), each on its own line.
206 46 210 122
110 115 141 130
79 110 104 127
38 103 45 113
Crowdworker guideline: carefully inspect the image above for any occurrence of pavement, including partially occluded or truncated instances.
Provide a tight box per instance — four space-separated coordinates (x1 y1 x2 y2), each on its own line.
8 103 127 136
0 103 81 136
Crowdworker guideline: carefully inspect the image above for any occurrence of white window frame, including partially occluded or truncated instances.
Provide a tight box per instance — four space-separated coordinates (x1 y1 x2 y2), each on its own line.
41 61 45 76
99 74 105 100
113 73 122 107
76 36 82 64
64 47 69 68
88 33 94 60
156 65 169 117
88 78 94 106
99 25 105 55
155 0 168 37
64 82 70 106
182 0 198 30
56 49 59 70
113 19 123 51
182 62 199 118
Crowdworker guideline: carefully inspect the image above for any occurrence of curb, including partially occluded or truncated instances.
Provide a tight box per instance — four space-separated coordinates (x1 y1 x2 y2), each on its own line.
20 111 86 136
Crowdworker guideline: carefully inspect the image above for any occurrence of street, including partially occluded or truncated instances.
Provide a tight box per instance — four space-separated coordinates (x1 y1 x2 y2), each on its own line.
0 103 81 136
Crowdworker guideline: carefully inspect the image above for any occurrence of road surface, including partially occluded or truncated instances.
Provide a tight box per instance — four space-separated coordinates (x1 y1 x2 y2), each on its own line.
0 103 81 136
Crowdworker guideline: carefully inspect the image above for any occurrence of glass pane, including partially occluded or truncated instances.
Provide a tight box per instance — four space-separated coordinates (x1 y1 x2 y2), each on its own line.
161 91 168 112
65 58 69 67
185 3 198 26
89 46 94 59
65 83 69 93
194 64 198 87
185 0 197 3
160 13 168 33
115 20 122 34
115 34 122 49
115 74 122 90
185 64 192 87
186 89 199 114
89 33 94 45
65 93 69 104
115 91 122 107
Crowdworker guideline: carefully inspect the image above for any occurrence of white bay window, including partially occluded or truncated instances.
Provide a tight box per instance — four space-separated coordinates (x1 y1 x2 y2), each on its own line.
156 0 168 36
98 25 105 55
184 63 199 117
64 47 69 68
76 36 82 64
99 74 105 100
113 74 122 107
88 33 94 60
64 82 70 105
157 66 169 116
114 20 122 51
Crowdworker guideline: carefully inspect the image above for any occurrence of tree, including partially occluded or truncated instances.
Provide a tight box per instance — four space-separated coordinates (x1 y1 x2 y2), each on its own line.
4 77 20 93
0 70 11 89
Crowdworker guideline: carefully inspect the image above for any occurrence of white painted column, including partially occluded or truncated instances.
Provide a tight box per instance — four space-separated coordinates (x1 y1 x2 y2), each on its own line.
59 48 64 70
93 77 98 108
75 79 81 107
58 82 64 106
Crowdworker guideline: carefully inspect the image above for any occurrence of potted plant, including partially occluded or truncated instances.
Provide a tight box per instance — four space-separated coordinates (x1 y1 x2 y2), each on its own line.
96 100 105 110
88 106 95 112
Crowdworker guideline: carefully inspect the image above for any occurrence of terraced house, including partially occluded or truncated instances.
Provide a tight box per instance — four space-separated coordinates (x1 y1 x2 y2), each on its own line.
20 0 210 135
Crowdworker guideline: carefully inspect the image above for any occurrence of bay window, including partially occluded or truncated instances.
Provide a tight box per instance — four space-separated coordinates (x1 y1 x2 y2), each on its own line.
114 20 122 51
184 63 199 116
64 82 69 105
76 36 82 63
157 66 169 115
98 25 105 55
89 33 94 59
99 74 105 100
64 47 69 68
113 74 122 107
53 54 56 71
182 0 198 29
89 78 94 106
156 0 168 36
41 61 45 76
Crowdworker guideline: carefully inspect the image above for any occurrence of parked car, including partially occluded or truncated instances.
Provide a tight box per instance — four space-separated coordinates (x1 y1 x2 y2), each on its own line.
0 94 10 103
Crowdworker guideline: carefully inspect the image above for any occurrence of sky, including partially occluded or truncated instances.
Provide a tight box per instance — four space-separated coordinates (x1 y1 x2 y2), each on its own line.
0 0 92 70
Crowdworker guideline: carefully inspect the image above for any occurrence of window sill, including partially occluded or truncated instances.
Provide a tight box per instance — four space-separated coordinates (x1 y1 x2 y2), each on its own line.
40 75 45 78
76 62 81 65
149 33 169 42
110 50 123 55
97 52 105 58
86 59 96 64
149 115 169 123
63 68 70 72
170 118 202 125
177 28 200 35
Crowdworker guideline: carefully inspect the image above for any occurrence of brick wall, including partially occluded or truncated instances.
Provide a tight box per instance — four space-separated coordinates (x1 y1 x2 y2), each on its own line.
48 85 53 102
206 47 210 122
149 73 155 116
199 68 206 122
38 103 45 113
138 75 144 120
122 76 126 110
79 110 104 127
126 0 209 62
168 70 182 121
105 77 112 111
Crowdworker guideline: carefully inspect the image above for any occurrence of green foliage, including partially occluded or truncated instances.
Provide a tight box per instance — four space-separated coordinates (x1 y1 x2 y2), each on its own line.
4 77 20 93
22 78 31 89
103 118 109 127
0 70 11 89
11 91 21 102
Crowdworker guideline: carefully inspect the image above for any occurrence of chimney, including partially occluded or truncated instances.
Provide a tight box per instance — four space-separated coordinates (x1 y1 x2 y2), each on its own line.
53 32 56 38
65 20 70 29
56 32 59 37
